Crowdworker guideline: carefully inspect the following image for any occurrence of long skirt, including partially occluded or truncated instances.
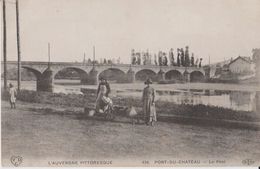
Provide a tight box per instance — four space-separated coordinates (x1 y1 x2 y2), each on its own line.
95 94 104 112
143 99 157 123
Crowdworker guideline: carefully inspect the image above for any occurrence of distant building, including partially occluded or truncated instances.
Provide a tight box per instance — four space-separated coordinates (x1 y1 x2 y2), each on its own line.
252 48 260 84
222 64 230 74
228 56 255 74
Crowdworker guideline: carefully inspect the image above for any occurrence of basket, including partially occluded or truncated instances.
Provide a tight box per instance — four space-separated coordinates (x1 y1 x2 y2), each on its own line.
102 96 112 105
88 110 95 117
129 106 137 117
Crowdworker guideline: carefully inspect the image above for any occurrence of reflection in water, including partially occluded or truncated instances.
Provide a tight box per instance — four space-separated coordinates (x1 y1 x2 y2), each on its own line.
230 91 252 111
154 89 258 112
5 80 259 112
253 91 260 113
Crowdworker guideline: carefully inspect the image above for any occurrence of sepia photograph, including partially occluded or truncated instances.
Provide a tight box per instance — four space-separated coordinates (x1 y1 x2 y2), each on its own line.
1 0 260 167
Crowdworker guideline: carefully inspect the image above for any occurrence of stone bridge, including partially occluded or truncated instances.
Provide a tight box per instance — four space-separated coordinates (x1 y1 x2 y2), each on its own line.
2 61 209 92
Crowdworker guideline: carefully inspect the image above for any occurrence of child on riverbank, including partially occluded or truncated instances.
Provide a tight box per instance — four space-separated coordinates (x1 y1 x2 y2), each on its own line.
9 83 17 109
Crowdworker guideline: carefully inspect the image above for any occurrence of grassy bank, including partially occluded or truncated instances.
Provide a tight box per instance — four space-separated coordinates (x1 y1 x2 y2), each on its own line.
2 89 260 123
2 100 260 166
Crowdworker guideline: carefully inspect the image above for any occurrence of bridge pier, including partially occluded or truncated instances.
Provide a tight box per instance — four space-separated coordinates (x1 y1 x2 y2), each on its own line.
80 74 89 84
203 66 211 81
37 68 54 92
88 67 99 85
157 69 165 81
183 70 190 82
126 68 135 83
255 91 260 114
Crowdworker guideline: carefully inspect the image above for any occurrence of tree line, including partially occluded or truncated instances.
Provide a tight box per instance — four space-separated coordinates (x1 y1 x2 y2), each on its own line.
131 46 203 67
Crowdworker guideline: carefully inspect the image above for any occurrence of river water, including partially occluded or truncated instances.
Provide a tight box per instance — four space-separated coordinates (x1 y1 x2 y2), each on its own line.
5 80 260 112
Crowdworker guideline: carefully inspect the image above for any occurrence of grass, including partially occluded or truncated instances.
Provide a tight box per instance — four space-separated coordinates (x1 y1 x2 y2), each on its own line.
1 100 260 166
2 89 260 123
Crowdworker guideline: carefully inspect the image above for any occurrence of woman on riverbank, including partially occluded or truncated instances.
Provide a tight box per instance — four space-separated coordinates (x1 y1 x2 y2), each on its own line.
96 77 110 113
96 85 107 113
142 78 157 126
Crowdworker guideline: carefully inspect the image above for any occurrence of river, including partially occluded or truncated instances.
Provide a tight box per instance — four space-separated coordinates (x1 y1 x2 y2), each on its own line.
5 80 260 112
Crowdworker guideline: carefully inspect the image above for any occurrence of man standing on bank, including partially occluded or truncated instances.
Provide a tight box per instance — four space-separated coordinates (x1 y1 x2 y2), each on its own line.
142 78 157 126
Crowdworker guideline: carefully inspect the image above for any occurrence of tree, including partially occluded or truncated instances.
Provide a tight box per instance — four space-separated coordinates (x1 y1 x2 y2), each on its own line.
180 48 185 66
199 58 203 67
252 48 260 62
154 54 158 65
184 46 190 67
177 55 180 67
177 48 180 66
164 55 168 66
191 53 194 66
158 56 162 66
169 48 174 66
87 58 92 64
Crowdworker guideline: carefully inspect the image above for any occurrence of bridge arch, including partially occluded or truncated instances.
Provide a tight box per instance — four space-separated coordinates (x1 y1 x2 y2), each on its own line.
21 66 44 91
1 67 39 81
165 70 183 81
190 71 205 82
22 66 42 80
135 69 157 82
99 68 126 83
54 67 89 84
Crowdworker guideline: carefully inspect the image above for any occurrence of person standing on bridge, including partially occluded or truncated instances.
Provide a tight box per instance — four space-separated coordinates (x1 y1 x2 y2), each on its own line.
142 78 156 126
8 83 17 109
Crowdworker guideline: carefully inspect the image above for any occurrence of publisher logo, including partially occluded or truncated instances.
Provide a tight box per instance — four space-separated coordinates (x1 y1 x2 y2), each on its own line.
10 156 23 167
242 159 254 166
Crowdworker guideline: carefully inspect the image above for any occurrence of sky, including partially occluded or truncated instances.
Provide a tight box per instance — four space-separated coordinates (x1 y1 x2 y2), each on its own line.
2 0 260 64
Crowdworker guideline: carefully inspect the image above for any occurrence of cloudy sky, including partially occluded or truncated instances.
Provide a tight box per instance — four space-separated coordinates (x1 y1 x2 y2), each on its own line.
2 0 260 64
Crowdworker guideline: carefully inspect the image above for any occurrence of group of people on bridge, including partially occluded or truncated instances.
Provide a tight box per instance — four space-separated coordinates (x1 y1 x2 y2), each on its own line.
83 57 121 65
131 46 203 68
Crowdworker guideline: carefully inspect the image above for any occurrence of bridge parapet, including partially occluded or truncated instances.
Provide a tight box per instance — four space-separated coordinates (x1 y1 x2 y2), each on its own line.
160 66 205 75
2 61 206 76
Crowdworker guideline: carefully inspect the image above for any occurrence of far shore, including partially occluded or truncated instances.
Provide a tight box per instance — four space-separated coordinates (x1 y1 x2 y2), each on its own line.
4 79 260 92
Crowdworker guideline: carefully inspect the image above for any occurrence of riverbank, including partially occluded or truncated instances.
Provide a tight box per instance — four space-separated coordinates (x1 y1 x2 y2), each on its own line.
4 80 260 92
4 80 259 112
2 100 260 166
55 81 260 92
2 89 260 127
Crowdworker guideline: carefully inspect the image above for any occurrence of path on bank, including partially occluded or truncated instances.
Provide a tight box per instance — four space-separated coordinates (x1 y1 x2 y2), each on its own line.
1 101 260 166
